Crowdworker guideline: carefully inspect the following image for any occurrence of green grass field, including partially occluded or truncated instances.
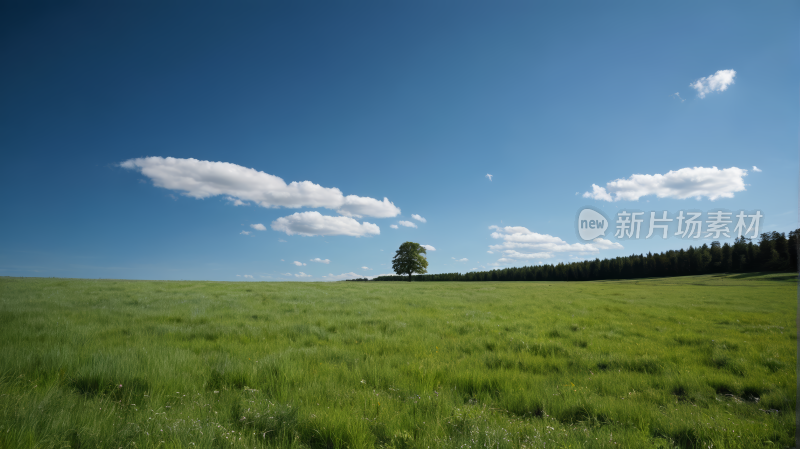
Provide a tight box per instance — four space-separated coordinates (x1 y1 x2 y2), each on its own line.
0 274 796 448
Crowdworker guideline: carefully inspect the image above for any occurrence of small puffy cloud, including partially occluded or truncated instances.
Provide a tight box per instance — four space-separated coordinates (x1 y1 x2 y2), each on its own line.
295 272 312 278
583 184 613 202
691 69 736 98
243 274 253 279
486 174 493 181
421 244 436 251
452 257 468 262
250 223 267 231
338 196 401 219
752 166 762 173
227 196 250 206
293 261 306 266
240 230 251 235
120 157 400 217
390 224 398 229
278 239 287 243
398 221 417 228
582 166 747 202
280 273 292 276
411 214 427 223
489 225 623 254
361 266 371 270
271 211 380 237
672 92 684 103
487 250 493 254
310 258 330 264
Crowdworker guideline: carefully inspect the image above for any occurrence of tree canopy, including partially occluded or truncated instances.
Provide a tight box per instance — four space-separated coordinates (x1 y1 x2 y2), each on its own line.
392 241 428 281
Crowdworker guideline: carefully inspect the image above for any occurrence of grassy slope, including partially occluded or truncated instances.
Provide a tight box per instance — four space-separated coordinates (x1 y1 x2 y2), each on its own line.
0 274 796 448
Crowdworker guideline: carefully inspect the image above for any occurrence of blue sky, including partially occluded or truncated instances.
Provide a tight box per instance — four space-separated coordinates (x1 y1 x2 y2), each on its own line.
1 1 797 281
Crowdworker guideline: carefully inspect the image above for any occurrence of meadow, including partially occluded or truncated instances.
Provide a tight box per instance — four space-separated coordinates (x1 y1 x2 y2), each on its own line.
0 274 795 448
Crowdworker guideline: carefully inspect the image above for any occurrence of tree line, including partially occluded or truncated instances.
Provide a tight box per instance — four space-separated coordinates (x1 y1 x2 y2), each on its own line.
372 230 799 282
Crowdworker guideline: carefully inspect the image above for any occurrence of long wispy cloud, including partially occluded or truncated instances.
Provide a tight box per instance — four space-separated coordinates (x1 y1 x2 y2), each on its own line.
272 211 380 237
121 157 400 218
690 69 736 99
582 166 747 202
398 221 417 228
322 272 367 280
310 258 330 264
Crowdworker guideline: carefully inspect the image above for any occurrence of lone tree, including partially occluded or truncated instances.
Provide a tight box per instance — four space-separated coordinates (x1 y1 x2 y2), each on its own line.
392 241 428 282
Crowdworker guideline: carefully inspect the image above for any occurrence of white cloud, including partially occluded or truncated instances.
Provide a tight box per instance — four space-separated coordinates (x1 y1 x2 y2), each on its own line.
421 244 436 251
280 273 292 276
271 211 380 237
120 157 400 218
752 166 762 173
582 166 747 202
295 272 312 278
486 174 493 181
227 196 250 206
452 257 468 262
240 230 251 235
361 266 372 270
322 272 365 281
690 70 736 99
411 214 427 223
337 196 401 219
672 92 684 103
487 251 493 254
488 225 623 255
583 184 613 201
243 275 253 279
591 238 624 250
390 224 398 229
310 258 330 264
500 250 553 260
293 261 306 266
278 239 287 243
250 223 267 231
398 221 417 228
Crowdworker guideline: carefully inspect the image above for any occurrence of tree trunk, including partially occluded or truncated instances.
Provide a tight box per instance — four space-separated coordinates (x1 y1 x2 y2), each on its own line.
408 272 412 282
